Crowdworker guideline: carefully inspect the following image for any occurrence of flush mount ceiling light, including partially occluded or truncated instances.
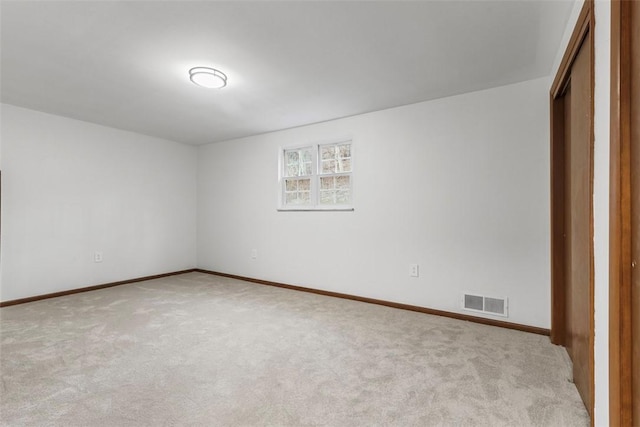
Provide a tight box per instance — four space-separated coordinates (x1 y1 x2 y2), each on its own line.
189 67 227 89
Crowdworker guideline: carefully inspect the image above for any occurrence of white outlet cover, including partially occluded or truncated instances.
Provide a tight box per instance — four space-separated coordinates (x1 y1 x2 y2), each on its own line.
409 264 419 277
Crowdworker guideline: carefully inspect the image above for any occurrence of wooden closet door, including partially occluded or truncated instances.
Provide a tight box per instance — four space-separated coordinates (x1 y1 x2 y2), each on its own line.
564 31 594 413
550 2 595 418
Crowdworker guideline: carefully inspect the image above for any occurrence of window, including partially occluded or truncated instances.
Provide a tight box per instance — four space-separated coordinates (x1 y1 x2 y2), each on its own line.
279 141 353 211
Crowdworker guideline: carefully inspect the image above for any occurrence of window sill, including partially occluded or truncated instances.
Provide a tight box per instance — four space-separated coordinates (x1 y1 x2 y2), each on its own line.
277 207 354 212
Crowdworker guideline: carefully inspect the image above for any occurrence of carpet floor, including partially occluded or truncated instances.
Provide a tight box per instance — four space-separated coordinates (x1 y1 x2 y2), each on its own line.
1 272 589 426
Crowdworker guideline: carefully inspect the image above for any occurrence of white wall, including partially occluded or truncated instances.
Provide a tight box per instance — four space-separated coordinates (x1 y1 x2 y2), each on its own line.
198 77 551 329
593 1 611 425
0 104 198 301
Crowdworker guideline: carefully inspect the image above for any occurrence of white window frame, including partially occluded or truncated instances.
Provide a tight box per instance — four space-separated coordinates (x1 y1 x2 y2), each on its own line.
278 139 354 211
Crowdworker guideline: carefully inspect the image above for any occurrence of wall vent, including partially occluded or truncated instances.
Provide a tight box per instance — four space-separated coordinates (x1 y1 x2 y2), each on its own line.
462 293 508 317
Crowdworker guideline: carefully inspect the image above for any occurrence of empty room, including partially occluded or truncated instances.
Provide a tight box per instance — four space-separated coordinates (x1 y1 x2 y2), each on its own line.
1 0 638 426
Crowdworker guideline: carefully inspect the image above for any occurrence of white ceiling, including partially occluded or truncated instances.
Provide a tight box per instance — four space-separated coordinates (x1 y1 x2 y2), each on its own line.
1 1 573 146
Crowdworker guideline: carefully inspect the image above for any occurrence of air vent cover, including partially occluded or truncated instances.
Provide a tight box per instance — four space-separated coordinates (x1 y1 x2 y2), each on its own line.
464 294 484 311
462 293 508 317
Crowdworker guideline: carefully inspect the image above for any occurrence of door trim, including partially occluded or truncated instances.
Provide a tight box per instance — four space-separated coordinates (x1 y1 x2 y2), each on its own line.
549 0 595 418
551 1 593 99
609 0 635 425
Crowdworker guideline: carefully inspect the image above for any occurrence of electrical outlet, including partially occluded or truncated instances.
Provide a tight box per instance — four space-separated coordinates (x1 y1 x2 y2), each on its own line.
94 251 103 263
410 264 419 277
251 249 257 259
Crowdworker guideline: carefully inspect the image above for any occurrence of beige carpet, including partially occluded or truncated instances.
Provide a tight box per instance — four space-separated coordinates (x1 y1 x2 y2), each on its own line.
0 272 589 426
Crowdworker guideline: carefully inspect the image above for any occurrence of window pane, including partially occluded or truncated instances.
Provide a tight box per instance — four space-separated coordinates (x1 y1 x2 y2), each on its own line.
321 146 335 160
320 190 335 204
320 176 335 190
285 147 313 177
338 158 351 172
321 160 336 174
336 175 350 189
339 144 350 158
286 151 299 164
286 191 311 205
320 143 351 174
285 192 298 204
284 177 312 206
303 162 312 176
285 179 297 191
298 179 310 191
336 189 351 204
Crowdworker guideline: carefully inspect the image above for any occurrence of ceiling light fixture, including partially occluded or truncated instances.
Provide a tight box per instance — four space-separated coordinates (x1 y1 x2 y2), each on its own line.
189 67 227 89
